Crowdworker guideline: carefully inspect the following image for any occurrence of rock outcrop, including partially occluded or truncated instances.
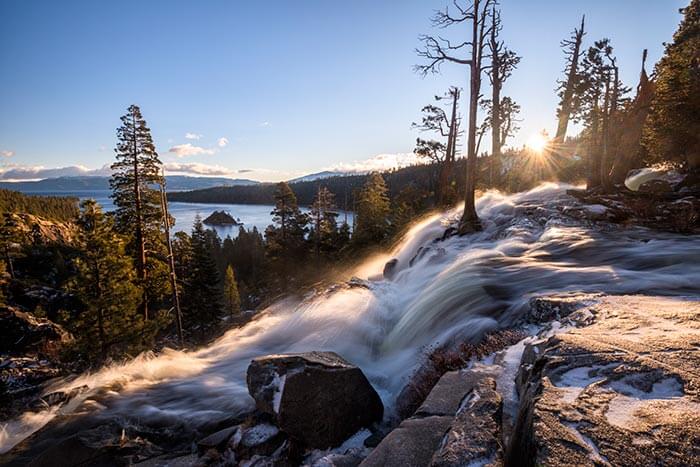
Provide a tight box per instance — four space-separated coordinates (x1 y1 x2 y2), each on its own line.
362 370 501 467
508 295 700 466
0 306 71 353
246 351 384 448
362 295 700 467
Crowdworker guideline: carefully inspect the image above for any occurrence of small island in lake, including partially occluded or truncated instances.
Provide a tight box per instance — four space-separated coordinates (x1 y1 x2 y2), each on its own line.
203 210 242 226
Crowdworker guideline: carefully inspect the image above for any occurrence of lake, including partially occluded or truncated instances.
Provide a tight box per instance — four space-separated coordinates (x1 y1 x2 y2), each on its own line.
31 190 354 239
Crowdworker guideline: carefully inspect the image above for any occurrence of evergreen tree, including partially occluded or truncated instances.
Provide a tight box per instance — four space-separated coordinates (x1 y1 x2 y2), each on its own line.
110 104 167 320
183 216 224 333
223 265 241 317
71 200 144 361
644 0 700 174
310 186 338 261
353 173 391 246
265 183 308 281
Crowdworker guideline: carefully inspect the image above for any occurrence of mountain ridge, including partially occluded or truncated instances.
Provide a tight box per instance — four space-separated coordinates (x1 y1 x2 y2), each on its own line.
0 175 260 192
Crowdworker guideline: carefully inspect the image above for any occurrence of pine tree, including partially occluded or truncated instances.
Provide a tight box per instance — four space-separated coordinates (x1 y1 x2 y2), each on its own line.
644 0 700 174
265 182 308 276
223 265 241 317
72 200 143 361
310 186 338 261
353 173 391 246
110 104 167 321
183 216 224 333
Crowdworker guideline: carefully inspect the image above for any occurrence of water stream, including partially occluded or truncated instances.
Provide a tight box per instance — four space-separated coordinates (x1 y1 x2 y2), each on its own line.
2 183 699 454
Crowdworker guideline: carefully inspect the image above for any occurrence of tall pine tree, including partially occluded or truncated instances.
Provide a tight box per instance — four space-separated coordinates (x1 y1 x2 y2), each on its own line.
183 216 224 334
353 173 391 246
265 183 308 286
72 200 144 361
110 105 167 321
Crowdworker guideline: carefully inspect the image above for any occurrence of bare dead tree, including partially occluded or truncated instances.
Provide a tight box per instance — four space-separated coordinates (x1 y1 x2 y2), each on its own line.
413 87 462 204
159 173 183 347
416 0 495 233
555 15 586 143
486 6 519 186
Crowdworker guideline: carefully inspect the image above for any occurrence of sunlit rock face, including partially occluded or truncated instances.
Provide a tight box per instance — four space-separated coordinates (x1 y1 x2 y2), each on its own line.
508 295 700 467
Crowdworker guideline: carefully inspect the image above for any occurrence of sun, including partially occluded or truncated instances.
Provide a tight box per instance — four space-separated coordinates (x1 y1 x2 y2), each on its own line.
526 132 550 154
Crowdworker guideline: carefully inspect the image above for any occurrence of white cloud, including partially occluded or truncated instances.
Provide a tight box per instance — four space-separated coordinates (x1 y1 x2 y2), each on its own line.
0 164 112 181
185 132 203 140
1 150 15 158
168 143 216 158
328 153 422 173
260 121 270 127
217 137 229 148
164 162 235 177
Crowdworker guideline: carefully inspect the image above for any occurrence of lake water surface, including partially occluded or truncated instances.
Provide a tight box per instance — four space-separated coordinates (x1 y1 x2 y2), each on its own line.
32 190 353 239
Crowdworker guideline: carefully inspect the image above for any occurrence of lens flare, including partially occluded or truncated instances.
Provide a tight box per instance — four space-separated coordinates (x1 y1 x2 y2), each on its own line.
526 132 549 153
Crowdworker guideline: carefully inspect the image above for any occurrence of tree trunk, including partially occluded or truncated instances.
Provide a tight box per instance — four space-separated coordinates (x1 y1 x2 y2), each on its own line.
132 114 148 321
160 178 183 347
459 0 483 234
94 262 107 360
600 75 612 191
587 100 602 190
555 16 585 143
490 18 502 188
439 88 459 205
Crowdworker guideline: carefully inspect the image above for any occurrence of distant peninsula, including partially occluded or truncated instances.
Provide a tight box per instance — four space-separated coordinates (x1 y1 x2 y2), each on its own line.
203 210 241 226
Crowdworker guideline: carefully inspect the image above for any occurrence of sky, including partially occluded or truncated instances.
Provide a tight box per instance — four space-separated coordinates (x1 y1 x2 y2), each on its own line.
0 0 688 182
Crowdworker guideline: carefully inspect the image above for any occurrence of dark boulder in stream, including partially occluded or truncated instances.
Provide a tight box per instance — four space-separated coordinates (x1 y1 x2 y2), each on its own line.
246 351 384 448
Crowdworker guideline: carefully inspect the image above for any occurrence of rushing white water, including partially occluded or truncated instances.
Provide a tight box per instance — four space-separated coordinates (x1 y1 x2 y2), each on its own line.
2 183 699 454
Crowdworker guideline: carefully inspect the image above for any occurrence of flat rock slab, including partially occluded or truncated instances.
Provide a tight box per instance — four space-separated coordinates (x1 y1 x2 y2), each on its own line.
508 295 700 467
363 370 504 467
414 370 482 417
431 377 503 467
359 416 453 467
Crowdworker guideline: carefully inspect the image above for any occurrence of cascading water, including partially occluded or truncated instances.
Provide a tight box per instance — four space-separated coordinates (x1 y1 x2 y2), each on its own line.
2 182 699 454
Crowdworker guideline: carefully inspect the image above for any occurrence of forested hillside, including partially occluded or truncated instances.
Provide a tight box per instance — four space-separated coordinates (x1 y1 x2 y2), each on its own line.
0 189 78 221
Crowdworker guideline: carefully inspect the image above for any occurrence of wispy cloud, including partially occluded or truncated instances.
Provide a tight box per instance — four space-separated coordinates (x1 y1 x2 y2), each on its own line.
185 132 203 140
1 150 15 158
164 162 235 177
260 121 270 127
168 143 216 158
217 137 229 148
328 153 421 173
0 164 111 181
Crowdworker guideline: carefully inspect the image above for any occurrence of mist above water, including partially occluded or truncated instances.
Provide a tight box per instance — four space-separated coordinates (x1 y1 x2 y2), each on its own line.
2 183 699 453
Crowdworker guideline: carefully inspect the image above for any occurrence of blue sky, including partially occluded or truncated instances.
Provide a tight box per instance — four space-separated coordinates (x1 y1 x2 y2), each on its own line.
0 0 688 182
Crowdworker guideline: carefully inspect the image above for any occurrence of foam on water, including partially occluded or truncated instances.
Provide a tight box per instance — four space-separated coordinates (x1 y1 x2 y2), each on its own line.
2 182 699 453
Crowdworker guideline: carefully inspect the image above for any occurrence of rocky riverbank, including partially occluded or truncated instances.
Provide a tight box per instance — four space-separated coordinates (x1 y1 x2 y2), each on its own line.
5 293 697 466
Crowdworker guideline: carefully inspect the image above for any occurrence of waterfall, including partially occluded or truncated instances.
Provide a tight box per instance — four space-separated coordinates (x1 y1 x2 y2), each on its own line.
2 182 699 454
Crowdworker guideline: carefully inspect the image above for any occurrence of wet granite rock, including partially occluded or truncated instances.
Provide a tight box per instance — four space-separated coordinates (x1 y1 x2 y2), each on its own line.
363 370 504 467
383 258 399 280
246 351 383 448
507 295 700 467
359 416 453 467
430 377 503 467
